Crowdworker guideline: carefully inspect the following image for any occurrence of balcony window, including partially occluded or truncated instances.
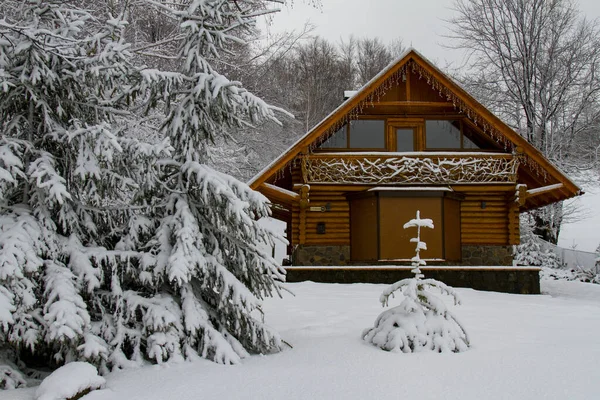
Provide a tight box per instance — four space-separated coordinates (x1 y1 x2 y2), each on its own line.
395 128 415 152
319 119 385 150
425 120 482 150
349 120 385 148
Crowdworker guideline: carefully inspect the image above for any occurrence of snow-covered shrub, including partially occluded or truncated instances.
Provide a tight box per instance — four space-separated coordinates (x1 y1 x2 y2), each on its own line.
515 216 560 268
35 362 105 400
541 266 600 284
0 0 285 383
362 211 470 353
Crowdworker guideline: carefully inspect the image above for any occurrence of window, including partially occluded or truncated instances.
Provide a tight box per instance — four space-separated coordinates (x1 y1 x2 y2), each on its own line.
396 128 415 152
425 120 481 150
318 118 486 152
349 120 385 148
318 119 385 150
426 120 461 149
319 126 347 148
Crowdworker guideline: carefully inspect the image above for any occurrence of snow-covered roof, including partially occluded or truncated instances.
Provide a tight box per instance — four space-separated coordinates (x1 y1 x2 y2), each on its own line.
248 48 415 188
343 90 358 99
248 48 582 209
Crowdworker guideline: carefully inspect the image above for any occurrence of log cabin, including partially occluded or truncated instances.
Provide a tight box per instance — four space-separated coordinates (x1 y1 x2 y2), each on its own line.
249 49 582 293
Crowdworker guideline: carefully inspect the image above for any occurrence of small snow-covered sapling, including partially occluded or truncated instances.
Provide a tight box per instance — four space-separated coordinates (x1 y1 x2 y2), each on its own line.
362 210 470 353
403 210 434 279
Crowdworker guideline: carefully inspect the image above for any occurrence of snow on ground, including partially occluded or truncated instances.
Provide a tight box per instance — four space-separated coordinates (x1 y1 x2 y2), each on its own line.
558 177 600 252
35 362 105 400
5 280 600 400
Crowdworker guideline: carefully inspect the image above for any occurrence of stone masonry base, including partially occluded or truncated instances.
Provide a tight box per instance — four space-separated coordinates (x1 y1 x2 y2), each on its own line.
292 245 514 267
288 245 539 294
285 266 541 294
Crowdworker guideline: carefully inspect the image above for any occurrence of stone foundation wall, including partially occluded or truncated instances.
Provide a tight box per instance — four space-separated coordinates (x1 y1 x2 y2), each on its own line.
285 267 540 294
292 245 514 266
459 245 514 266
293 245 350 266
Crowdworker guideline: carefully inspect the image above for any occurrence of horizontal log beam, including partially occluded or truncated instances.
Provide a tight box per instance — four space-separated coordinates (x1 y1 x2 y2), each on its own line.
259 183 299 207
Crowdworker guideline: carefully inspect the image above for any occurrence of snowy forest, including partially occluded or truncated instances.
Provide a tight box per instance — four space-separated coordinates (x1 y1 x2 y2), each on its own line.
1 0 600 394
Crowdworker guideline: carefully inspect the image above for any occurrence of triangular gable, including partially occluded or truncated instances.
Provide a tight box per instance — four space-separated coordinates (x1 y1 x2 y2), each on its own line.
249 49 582 209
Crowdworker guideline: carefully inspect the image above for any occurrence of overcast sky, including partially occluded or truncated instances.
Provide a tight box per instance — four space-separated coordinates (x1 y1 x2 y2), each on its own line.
262 0 600 66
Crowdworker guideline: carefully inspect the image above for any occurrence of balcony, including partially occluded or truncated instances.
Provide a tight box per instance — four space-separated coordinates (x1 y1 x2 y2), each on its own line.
301 152 518 185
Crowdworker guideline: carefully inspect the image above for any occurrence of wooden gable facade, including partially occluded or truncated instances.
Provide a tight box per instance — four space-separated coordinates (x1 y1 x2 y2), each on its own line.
250 49 581 273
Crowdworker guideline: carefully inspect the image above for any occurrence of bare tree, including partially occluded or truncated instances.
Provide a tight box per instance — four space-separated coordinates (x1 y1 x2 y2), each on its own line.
448 0 600 243
449 0 600 161
355 37 396 86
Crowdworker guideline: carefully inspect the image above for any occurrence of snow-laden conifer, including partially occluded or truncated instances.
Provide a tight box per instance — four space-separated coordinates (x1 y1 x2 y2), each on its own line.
362 211 470 353
0 0 287 383
122 0 287 365
0 0 166 383
595 243 600 274
515 217 560 268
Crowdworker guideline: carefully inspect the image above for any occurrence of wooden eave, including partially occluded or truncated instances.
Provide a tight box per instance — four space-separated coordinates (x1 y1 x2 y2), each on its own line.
249 49 582 208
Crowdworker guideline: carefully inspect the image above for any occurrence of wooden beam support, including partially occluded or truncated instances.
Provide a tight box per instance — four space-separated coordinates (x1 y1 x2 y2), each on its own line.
298 185 310 245
526 183 564 199
259 183 299 207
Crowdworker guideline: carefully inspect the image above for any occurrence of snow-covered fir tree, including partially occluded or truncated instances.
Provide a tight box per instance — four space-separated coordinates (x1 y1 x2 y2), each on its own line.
595 243 600 274
362 211 469 353
0 0 156 387
515 216 560 268
0 0 287 387
117 0 287 366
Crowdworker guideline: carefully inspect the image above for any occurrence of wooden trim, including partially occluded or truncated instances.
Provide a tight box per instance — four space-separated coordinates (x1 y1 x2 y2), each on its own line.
259 183 299 207
376 101 455 107
526 183 564 199
406 68 411 101
452 184 515 192
408 51 580 196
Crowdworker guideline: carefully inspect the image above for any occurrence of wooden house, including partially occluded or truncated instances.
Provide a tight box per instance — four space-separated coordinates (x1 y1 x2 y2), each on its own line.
249 49 582 293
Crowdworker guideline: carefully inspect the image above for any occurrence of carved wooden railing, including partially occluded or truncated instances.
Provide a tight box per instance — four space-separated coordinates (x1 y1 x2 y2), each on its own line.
301 152 518 185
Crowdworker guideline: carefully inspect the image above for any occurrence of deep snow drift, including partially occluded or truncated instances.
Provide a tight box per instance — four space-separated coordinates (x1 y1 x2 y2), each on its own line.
5 279 600 400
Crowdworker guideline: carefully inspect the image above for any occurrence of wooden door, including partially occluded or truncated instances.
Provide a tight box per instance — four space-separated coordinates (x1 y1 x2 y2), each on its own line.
350 195 378 261
378 196 443 260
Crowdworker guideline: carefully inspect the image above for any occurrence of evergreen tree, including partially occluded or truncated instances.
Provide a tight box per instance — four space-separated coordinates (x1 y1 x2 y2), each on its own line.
515 216 560 268
0 0 286 386
0 0 155 386
595 243 600 273
126 0 286 365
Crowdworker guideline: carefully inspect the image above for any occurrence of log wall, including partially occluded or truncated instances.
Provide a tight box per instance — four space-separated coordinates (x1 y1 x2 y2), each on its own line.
454 189 519 246
291 189 351 246
289 186 520 248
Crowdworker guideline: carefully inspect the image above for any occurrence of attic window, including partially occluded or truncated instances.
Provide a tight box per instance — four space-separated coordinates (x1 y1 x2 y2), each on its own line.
319 119 385 150
320 126 347 148
425 120 481 150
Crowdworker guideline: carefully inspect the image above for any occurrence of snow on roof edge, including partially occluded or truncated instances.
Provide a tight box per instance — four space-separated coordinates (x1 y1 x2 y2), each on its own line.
248 48 581 197
248 48 415 187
